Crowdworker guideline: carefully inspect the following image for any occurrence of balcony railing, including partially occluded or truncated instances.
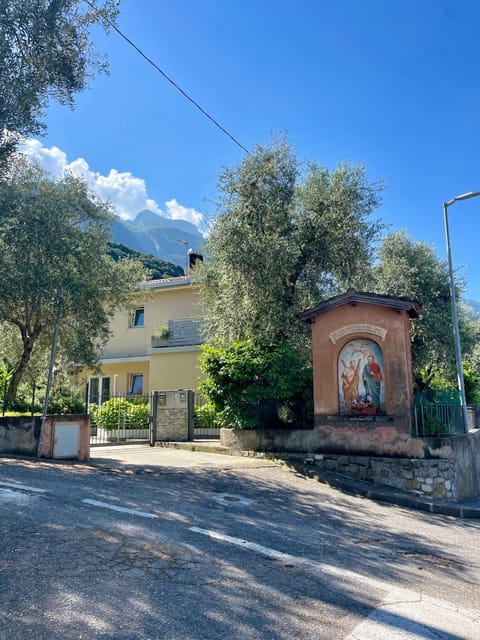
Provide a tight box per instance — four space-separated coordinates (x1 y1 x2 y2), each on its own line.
151 319 203 348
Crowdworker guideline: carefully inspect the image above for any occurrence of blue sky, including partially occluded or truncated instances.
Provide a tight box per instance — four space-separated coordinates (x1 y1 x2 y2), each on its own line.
27 0 480 299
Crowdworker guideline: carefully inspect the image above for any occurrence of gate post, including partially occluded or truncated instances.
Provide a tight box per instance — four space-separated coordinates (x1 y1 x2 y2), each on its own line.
187 390 195 441
150 391 158 447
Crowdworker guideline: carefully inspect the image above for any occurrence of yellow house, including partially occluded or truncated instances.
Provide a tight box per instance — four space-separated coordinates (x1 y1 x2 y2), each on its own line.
83 275 203 403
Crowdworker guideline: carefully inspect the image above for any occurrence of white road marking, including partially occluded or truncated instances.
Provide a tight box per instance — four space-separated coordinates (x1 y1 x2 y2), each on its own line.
0 488 37 505
189 526 387 589
0 481 47 493
190 527 480 640
82 498 158 519
345 587 480 640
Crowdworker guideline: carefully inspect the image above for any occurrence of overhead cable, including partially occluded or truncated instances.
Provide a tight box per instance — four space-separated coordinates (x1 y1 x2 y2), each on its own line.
84 0 250 154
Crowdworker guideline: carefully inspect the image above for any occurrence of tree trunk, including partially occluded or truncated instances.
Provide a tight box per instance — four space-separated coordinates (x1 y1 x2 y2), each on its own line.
5 338 34 408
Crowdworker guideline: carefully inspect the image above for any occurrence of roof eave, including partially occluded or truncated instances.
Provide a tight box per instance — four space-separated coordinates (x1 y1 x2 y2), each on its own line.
299 290 423 322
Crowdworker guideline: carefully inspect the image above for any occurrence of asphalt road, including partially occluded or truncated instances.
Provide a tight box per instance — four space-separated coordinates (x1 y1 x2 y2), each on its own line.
0 446 479 639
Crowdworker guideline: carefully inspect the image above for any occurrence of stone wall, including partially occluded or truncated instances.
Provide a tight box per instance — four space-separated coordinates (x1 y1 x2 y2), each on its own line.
220 425 423 457
220 426 319 453
152 389 194 442
423 431 480 500
1 415 90 460
154 407 189 441
314 416 418 457
0 416 41 455
309 453 456 501
220 427 480 501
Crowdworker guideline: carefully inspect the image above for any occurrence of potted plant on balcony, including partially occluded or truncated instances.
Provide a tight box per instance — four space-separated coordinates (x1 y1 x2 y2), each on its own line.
151 325 170 348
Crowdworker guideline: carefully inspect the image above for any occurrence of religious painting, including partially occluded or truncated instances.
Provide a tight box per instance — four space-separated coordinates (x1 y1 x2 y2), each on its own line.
338 339 385 414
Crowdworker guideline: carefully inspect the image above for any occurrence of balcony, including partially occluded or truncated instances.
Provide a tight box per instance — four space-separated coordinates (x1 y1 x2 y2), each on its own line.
151 319 203 349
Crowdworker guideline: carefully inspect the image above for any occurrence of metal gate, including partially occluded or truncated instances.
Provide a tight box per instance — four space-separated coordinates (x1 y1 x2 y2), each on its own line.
89 394 151 446
90 391 220 446
193 393 220 439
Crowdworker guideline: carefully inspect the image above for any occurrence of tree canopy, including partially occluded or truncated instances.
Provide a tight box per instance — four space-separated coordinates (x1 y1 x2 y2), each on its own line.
195 138 384 427
195 140 480 426
0 158 144 404
0 0 118 168
196 137 384 346
371 230 480 386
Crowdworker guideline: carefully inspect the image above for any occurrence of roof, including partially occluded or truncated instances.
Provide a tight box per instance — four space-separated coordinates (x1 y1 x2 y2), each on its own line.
298 290 423 322
139 275 194 291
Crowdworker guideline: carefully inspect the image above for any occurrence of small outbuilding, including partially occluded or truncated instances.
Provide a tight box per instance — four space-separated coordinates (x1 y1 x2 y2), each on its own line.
299 290 422 456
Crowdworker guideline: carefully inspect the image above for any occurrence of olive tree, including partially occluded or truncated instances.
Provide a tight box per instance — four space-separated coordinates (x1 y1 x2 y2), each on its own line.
372 230 480 385
0 0 119 169
195 137 383 427
0 158 144 405
196 137 384 346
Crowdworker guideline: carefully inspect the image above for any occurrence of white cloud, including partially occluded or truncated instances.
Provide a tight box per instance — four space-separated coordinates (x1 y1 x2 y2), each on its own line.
19 138 204 227
20 138 67 179
165 198 204 226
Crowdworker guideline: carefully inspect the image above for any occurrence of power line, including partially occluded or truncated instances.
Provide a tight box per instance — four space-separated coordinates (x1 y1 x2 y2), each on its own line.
84 0 250 154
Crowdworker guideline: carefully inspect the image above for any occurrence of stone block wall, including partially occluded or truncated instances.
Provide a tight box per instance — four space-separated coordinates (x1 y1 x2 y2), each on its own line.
155 407 189 441
220 427 480 500
307 454 456 500
424 430 480 500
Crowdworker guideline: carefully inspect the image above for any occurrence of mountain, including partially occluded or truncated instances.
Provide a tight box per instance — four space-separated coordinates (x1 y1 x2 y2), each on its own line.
111 209 203 267
108 242 183 280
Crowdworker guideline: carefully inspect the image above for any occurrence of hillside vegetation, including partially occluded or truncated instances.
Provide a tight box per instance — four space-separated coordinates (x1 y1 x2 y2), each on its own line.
108 242 183 280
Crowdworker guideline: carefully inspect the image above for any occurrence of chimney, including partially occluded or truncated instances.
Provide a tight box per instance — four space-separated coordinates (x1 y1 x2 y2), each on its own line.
188 251 203 272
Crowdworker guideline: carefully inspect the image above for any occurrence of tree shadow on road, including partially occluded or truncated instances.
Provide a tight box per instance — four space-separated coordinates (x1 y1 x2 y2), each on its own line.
0 455 478 639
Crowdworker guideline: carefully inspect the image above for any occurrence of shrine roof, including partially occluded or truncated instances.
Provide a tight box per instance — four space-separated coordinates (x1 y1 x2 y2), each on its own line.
298 290 423 322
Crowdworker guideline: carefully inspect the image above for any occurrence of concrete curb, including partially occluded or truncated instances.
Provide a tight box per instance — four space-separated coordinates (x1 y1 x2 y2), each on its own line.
155 441 232 455
275 459 480 519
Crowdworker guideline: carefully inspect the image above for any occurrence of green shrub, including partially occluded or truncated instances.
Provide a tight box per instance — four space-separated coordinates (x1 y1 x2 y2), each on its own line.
45 385 85 414
422 414 449 436
199 339 312 429
91 398 149 430
195 401 220 429
7 375 85 415
463 363 480 404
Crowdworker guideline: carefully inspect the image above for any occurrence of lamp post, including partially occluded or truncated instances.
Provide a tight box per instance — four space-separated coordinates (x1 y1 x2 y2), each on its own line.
174 238 190 275
37 294 62 457
443 191 480 432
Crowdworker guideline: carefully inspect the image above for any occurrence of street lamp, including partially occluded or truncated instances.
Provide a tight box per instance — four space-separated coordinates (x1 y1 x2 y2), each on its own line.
174 238 190 275
443 191 480 432
38 294 62 457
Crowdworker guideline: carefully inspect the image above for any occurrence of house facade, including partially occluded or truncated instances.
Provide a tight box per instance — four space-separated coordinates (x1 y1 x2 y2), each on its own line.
82 275 203 403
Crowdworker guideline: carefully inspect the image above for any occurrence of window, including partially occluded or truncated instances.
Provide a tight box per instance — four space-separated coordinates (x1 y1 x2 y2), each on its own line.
101 377 110 402
88 377 110 405
130 308 144 327
129 374 144 395
88 377 99 404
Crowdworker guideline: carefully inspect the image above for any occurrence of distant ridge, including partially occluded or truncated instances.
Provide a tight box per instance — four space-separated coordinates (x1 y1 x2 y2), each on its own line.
108 242 183 280
111 209 203 266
